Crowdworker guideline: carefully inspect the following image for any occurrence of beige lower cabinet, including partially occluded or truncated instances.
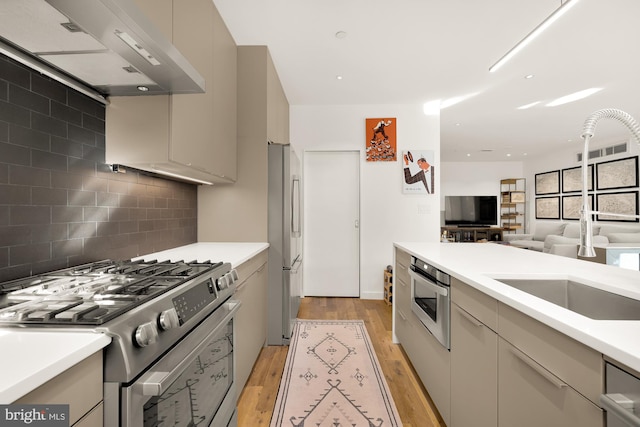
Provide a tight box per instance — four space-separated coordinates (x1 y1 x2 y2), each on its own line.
234 249 268 397
15 351 103 426
450 303 497 427
394 248 606 427
498 337 603 427
394 248 451 425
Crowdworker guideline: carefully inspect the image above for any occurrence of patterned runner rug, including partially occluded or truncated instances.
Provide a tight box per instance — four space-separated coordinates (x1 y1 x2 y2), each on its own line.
270 319 403 426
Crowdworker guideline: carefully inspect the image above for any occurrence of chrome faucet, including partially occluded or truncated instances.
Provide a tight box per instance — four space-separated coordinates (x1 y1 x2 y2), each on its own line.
578 109 640 257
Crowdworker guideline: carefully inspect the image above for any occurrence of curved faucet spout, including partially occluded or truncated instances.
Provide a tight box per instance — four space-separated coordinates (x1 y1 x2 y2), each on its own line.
579 109 640 257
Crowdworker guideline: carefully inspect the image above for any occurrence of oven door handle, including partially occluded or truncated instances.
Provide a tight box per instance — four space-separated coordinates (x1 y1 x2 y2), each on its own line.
408 268 449 297
137 300 241 397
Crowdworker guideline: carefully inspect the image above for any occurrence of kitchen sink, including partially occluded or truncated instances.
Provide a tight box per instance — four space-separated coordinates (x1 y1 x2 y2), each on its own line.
494 278 640 320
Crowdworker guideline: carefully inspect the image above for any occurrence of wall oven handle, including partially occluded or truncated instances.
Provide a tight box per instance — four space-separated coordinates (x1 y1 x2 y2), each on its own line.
601 394 640 427
408 268 448 297
137 301 241 396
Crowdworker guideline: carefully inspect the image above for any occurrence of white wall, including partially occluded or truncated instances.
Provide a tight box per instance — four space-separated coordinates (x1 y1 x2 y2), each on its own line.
291 104 440 299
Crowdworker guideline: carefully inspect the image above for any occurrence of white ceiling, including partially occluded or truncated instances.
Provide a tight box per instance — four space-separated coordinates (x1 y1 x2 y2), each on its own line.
212 0 640 162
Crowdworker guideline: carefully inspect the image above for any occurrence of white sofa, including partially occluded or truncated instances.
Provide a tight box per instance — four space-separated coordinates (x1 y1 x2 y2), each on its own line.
503 221 640 257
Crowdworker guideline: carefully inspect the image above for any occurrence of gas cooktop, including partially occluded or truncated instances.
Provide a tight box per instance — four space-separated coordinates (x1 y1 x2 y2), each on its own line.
0 259 224 326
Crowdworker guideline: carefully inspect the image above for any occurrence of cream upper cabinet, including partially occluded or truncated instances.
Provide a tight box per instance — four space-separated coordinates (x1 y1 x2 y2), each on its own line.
106 0 237 184
266 52 289 145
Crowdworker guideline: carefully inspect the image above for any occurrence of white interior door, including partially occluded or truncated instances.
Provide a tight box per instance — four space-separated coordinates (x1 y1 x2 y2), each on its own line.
303 151 360 297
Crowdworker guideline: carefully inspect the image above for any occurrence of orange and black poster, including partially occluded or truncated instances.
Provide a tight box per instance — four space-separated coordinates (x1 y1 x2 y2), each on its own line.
366 118 396 162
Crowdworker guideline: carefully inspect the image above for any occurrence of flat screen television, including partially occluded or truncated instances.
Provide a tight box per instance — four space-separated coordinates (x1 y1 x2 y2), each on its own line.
444 195 497 227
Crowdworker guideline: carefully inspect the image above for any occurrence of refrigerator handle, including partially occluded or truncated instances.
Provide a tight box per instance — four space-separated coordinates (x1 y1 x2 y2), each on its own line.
292 176 301 237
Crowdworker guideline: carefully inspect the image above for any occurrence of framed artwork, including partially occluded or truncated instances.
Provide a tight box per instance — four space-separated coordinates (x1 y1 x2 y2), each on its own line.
535 196 560 219
562 165 593 193
596 191 639 222
596 156 639 190
562 194 593 220
535 170 560 195
365 118 397 162
402 150 435 195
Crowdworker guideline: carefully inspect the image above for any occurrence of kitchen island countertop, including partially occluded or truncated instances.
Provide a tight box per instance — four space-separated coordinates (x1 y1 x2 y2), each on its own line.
0 242 268 404
395 242 640 374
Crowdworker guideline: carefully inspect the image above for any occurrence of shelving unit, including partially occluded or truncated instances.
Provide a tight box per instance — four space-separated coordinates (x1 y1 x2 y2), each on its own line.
500 178 526 234
383 270 393 306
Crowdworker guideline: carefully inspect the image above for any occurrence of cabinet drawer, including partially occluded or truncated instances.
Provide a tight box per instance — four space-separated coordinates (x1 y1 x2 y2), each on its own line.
498 302 603 404
235 249 268 289
498 338 603 427
394 248 411 284
394 273 411 314
451 278 498 331
16 351 102 426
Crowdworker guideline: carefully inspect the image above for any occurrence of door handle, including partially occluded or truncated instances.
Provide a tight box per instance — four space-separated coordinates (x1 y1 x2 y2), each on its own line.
355 220 359 229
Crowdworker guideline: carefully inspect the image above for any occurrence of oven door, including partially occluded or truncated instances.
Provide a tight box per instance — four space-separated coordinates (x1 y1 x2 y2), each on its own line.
113 300 241 427
409 268 450 349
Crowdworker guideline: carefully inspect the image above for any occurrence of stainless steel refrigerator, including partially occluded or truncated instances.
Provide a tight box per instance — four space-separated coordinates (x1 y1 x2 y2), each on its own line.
267 143 302 345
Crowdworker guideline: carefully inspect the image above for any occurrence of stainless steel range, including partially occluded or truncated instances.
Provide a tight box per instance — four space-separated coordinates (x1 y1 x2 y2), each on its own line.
0 259 241 427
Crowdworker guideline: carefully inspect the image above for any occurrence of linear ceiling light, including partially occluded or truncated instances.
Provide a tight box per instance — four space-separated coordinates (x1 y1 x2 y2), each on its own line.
546 87 602 106
489 0 580 73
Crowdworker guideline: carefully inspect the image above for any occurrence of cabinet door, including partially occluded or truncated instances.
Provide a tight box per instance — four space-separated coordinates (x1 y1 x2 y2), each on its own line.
171 0 216 173
450 303 497 427
498 338 604 427
394 248 411 315
234 257 268 396
395 306 451 425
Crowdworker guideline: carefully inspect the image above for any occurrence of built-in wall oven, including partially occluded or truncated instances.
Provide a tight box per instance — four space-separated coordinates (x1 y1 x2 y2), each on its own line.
409 256 451 349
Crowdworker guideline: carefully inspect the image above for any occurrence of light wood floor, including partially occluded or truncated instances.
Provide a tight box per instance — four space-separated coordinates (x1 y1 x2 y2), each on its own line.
237 297 446 427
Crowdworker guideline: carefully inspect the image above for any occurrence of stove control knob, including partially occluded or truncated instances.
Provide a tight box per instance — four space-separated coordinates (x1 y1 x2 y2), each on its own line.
230 269 239 282
216 276 228 290
158 308 180 331
134 322 158 347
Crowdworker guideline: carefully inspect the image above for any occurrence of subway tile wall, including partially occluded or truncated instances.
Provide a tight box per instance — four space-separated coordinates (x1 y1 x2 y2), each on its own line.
0 55 197 282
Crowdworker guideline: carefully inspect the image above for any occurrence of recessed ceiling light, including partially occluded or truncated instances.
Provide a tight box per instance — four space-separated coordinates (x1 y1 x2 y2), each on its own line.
137 85 149 92
335 31 347 39
466 153 471 157
506 153 512 157
336 75 343 80
455 123 461 126
525 74 535 79
546 88 603 107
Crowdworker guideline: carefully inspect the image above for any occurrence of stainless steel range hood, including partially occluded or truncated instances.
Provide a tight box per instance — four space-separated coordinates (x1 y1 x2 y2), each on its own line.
0 0 205 104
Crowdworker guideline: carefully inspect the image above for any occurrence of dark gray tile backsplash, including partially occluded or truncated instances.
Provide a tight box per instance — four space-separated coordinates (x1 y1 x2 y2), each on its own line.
0 55 197 282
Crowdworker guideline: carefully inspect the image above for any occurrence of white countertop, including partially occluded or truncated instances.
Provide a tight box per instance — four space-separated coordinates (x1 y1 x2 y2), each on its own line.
0 331 110 403
134 242 269 267
1 242 268 404
395 242 640 373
